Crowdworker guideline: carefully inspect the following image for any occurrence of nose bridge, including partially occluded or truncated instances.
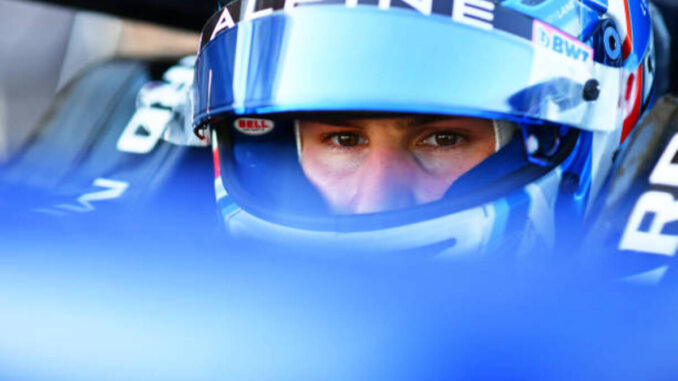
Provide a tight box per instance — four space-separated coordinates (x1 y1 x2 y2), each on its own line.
353 145 417 213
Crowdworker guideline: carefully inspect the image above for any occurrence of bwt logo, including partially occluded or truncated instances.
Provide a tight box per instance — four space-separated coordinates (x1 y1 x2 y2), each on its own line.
538 28 551 49
533 21 592 63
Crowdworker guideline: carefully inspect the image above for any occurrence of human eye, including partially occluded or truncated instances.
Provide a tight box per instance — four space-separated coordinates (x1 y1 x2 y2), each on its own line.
418 131 465 148
325 132 368 147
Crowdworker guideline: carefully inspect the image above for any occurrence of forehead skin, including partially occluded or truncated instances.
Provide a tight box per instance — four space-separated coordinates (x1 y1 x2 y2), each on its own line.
306 116 455 129
297 116 496 214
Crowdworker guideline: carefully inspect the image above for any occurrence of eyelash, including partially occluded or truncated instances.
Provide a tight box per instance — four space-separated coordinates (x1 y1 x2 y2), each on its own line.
322 131 466 149
323 132 367 148
418 132 466 149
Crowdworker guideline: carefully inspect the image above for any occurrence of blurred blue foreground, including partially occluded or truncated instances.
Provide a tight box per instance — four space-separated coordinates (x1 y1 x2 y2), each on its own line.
1 208 678 381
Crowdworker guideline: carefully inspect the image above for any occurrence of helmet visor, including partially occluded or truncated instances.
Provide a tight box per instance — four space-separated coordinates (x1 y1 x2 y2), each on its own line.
195 5 617 133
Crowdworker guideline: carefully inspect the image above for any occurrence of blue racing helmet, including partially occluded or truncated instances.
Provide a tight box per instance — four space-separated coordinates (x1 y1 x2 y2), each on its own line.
192 0 661 256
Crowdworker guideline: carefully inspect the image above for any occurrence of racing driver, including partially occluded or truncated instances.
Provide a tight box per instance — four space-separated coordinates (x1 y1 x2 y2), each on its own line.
191 0 664 256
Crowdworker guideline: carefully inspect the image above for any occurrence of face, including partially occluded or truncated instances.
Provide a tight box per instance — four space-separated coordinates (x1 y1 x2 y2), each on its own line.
298 116 496 214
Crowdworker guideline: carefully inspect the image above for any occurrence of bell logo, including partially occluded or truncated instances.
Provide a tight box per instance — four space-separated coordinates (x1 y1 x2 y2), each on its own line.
234 118 275 136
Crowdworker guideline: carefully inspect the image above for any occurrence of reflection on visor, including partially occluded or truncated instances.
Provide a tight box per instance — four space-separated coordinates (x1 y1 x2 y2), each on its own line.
194 6 619 134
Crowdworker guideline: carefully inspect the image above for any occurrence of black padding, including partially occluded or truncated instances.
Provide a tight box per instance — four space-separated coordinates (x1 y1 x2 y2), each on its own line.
219 120 330 218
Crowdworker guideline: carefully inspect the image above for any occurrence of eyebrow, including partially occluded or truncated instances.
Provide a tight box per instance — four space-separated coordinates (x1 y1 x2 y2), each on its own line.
405 116 460 127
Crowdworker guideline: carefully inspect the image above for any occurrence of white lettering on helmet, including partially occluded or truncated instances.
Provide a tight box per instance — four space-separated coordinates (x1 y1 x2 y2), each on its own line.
378 0 433 15
211 0 502 41
452 0 495 31
211 8 236 41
